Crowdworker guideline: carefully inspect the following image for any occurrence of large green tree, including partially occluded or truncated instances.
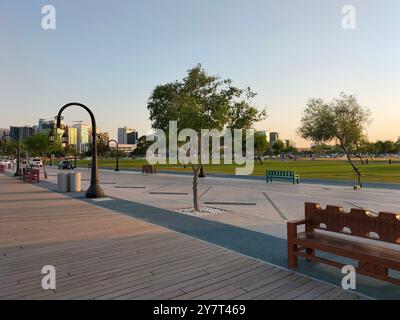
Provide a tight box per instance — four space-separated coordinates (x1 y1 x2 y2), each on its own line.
299 93 371 187
147 64 266 210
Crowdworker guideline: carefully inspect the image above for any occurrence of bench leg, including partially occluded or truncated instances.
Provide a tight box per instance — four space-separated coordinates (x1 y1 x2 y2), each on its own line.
288 240 298 268
287 223 298 268
305 248 315 262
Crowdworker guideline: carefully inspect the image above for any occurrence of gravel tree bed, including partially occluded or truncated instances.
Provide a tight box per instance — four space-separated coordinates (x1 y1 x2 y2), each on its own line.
175 207 229 216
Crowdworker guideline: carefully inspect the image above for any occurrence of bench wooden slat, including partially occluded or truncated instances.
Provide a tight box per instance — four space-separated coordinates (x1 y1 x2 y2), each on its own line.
295 232 400 268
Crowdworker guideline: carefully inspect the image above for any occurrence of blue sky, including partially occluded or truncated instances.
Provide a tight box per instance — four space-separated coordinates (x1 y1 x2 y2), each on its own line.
1 0 400 146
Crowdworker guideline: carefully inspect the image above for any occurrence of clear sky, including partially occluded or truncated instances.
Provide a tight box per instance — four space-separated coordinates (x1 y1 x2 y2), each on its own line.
1 0 400 147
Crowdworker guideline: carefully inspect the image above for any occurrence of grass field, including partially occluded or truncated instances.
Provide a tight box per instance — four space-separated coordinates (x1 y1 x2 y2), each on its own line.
76 158 400 184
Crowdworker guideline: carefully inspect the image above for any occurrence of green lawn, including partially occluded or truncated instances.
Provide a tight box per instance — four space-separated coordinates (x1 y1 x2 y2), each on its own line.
76 158 400 184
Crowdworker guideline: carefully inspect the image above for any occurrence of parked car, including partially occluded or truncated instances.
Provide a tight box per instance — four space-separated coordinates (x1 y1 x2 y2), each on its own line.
0 160 11 166
30 158 43 167
58 160 74 170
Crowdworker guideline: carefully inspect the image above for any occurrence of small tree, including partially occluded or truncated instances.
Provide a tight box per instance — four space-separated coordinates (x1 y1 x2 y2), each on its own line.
131 136 152 158
24 133 53 178
299 93 371 187
254 132 268 164
272 140 285 155
148 64 266 210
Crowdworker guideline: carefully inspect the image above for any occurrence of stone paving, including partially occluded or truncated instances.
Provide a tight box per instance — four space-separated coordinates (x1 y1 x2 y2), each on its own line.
45 166 400 240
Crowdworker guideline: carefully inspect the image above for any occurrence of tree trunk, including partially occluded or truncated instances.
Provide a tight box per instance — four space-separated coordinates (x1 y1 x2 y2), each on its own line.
340 143 362 187
191 164 200 211
257 155 263 165
42 153 48 179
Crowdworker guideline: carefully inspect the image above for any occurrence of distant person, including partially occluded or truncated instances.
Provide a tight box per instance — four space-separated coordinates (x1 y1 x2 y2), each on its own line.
365 158 368 165
389 158 392 165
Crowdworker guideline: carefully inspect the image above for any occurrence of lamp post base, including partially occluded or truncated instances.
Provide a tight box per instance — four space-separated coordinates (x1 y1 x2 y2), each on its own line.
85 183 105 198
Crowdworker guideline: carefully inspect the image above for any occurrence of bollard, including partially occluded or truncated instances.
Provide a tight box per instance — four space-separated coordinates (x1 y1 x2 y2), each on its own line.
57 173 69 192
68 172 81 192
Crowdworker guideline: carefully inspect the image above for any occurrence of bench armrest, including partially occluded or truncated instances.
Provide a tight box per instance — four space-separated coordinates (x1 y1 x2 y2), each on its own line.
287 219 308 240
287 219 307 226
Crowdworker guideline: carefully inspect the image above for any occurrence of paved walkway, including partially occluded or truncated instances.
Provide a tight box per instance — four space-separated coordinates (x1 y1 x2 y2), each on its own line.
0 174 364 300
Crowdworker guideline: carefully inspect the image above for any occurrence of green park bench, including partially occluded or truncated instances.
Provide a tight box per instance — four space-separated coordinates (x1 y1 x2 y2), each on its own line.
266 170 300 184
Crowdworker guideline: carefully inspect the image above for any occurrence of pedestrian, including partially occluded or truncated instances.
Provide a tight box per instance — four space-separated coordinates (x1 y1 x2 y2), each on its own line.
389 158 392 165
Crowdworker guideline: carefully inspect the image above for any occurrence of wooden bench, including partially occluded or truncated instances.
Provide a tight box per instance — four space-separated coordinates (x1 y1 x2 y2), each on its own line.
142 165 156 174
266 170 299 184
0 165 4 173
287 202 400 285
23 168 40 183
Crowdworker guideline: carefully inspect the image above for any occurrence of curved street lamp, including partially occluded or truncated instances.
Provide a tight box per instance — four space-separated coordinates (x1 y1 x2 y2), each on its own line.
107 139 120 172
0 134 21 176
50 103 104 198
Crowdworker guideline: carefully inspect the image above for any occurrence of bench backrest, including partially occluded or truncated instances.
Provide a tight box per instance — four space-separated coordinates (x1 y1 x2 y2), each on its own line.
305 202 400 244
267 170 295 177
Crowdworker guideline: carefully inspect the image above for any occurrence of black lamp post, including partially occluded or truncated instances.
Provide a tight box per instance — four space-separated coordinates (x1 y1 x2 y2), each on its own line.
49 103 104 198
0 134 21 176
107 139 120 171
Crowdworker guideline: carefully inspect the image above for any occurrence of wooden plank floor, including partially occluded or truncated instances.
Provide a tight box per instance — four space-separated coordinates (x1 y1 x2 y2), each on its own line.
0 174 365 300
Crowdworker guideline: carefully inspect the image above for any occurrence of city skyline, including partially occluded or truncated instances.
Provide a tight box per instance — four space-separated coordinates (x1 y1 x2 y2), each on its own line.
1 1 400 147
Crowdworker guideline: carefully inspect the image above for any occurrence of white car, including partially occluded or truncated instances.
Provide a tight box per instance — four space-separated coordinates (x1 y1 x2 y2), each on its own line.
30 158 43 167
0 160 11 166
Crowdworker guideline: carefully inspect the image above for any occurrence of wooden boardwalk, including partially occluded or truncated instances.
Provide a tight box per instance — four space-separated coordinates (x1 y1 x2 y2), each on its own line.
0 174 365 300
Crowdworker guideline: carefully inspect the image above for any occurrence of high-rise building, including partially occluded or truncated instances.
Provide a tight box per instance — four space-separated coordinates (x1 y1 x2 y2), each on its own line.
127 131 138 144
118 127 137 144
10 126 35 141
269 132 279 145
67 127 78 145
38 118 56 133
73 123 91 153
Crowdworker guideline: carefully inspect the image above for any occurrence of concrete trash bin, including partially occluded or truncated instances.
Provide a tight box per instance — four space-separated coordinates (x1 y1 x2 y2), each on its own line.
57 173 69 192
69 172 81 192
